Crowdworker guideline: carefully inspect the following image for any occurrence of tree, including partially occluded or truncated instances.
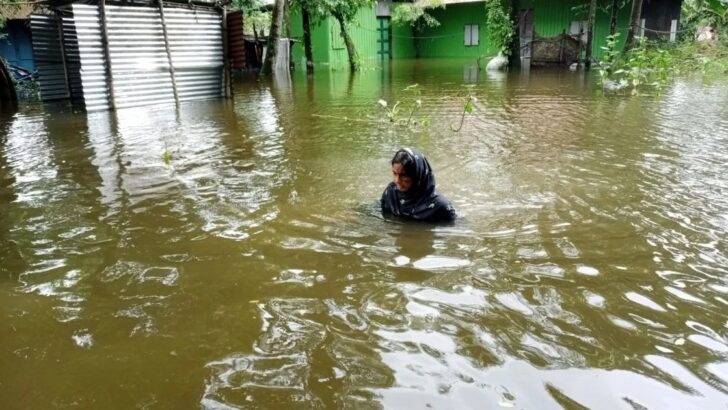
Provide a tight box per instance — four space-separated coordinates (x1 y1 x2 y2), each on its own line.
391 0 444 30
324 0 375 72
484 0 515 56
392 0 444 58
289 0 328 73
624 0 644 50
261 0 285 74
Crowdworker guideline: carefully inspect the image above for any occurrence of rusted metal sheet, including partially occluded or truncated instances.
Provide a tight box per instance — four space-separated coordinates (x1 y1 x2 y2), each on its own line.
227 11 245 70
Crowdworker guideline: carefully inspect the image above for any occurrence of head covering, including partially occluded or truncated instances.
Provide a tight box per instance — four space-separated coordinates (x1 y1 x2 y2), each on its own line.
381 148 456 222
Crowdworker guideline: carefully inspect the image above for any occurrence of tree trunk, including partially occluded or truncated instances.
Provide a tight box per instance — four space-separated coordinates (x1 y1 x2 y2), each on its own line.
334 13 358 72
302 8 314 73
609 0 619 36
625 0 644 51
283 0 291 39
261 0 285 75
0 58 18 112
585 0 597 70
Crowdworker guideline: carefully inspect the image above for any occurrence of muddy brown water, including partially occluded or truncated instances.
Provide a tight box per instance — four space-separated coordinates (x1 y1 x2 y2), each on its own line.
1 60 728 409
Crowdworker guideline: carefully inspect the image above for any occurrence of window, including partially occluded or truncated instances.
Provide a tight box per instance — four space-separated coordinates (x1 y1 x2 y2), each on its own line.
464 24 479 46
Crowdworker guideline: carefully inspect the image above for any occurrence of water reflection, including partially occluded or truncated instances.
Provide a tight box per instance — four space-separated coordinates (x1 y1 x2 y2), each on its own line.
1 62 728 408
0 113 24 279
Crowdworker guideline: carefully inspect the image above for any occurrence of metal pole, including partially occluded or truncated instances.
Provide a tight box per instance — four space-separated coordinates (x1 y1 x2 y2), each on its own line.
55 11 73 100
157 0 179 106
98 0 116 110
221 6 232 98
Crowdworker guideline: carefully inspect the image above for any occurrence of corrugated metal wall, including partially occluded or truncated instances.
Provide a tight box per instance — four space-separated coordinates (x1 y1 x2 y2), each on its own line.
32 3 223 111
164 6 223 102
59 10 84 100
227 11 246 70
416 3 495 59
290 5 387 70
518 0 633 60
71 5 112 111
30 14 70 101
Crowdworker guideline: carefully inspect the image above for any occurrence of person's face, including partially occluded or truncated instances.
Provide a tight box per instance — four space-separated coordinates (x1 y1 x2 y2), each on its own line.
392 162 413 192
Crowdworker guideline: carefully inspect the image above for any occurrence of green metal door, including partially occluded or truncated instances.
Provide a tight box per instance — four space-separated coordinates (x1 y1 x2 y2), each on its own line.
377 17 392 59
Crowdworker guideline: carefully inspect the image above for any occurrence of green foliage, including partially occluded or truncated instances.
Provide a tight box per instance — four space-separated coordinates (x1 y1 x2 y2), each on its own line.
599 34 728 94
392 0 444 31
598 32 622 84
324 0 374 23
705 0 728 19
484 0 514 56
681 0 728 45
13 78 39 101
229 0 271 36
290 0 329 22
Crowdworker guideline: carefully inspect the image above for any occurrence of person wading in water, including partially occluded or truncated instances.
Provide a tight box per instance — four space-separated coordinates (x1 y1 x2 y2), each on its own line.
381 148 457 223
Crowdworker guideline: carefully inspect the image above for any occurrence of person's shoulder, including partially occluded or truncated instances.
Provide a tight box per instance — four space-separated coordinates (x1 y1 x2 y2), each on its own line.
432 191 453 207
432 193 457 221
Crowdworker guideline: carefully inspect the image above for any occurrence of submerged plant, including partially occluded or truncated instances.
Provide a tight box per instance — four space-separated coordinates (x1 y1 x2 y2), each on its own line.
374 84 431 127
162 150 172 165
451 96 476 132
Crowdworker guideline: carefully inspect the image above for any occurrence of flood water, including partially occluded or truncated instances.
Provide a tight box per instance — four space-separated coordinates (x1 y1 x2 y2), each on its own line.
2 60 728 409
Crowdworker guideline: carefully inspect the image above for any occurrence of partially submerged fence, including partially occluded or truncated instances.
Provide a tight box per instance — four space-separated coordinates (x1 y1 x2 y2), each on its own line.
31 1 229 112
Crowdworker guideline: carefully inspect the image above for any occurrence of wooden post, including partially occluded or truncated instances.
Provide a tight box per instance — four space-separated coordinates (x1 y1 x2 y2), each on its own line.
585 0 597 70
625 0 644 51
98 0 116 110
55 11 73 100
221 6 232 98
157 0 179 106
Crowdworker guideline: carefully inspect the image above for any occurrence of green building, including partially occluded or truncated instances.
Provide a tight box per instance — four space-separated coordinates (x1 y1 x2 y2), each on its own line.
289 0 682 70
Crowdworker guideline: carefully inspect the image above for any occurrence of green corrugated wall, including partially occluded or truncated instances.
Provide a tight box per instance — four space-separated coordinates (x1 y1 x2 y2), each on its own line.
415 3 498 58
328 8 379 69
518 0 632 59
414 0 632 60
287 1 633 67
290 11 331 69
290 6 416 69
392 22 417 59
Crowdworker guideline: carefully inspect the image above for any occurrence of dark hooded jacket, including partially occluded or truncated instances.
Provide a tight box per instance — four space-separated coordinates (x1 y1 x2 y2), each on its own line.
381 148 457 223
